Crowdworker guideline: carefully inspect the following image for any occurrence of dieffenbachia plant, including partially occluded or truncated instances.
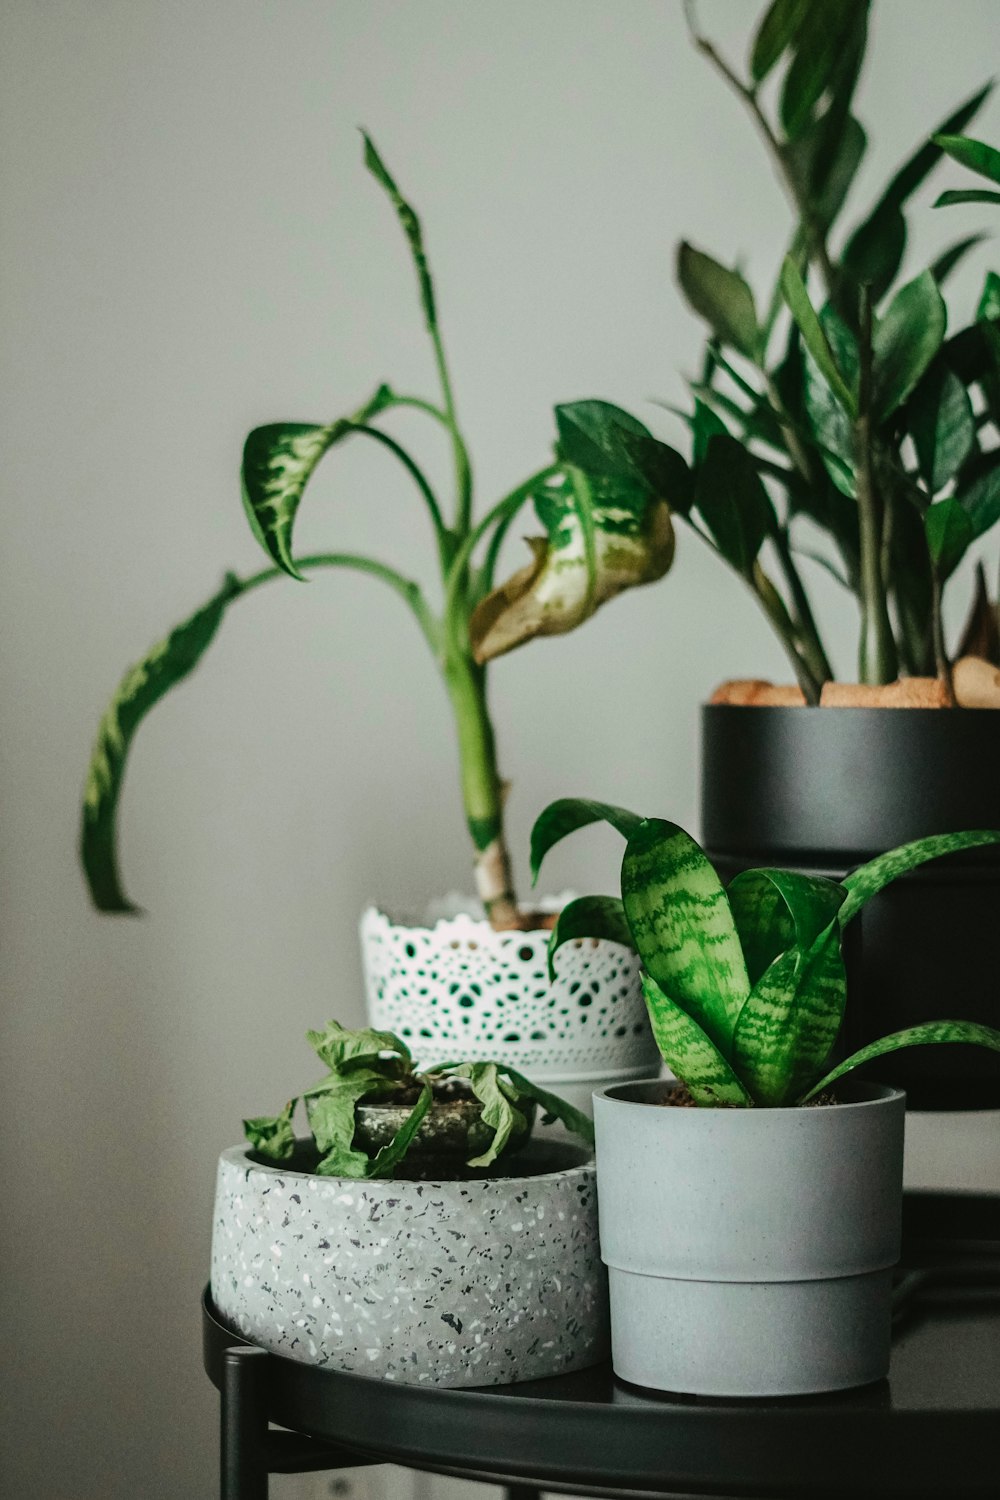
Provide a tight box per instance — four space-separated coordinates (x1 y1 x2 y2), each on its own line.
531 798 1000 1107
80 137 675 926
663 0 1000 702
245 1020 594 1178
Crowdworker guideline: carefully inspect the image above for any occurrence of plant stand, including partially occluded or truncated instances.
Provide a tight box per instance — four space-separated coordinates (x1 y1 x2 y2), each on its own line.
204 1190 998 1500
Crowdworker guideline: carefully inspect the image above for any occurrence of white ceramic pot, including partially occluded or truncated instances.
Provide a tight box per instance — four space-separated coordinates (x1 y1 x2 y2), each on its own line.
593 1078 906 1397
210 1138 609 1387
360 897 659 1114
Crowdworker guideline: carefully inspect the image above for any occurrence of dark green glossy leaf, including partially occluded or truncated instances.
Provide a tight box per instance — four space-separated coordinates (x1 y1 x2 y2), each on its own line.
694 434 776 577
957 462 1000 539
727 868 846 986
677 243 761 361
781 258 857 413
801 308 859 495
935 188 1000 208
802 1020 1000 1101
930 235 988 286
691 398 729 465
80 577 238 913
530 798 644 885
956 562 1000 664
840 829 1000 926
750 0 811 81
925 498 974 578
978 271 1000 322
640 974 753 1108
622 819 749 1054
244 1098 297 1160
546 895 634 982
909 364 976 493
306 1020 409 1072
555 401 692 508
872 271 947 422
500 1066 596 1148
933 133 1000 188
779 0 867 141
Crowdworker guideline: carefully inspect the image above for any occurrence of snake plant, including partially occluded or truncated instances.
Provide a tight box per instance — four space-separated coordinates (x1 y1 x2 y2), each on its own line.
245 1020 594 1178
531 799 1000 1107
80 137 672 926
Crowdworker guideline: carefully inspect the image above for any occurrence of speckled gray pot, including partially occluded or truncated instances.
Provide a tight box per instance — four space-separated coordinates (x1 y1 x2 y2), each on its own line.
211 1138 609 1386
594 1079 906 1397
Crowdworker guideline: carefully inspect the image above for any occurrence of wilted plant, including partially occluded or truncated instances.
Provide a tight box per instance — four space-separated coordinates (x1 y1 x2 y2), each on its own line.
531 798 1000 1107
80 138 673 926
245 1020 593 1177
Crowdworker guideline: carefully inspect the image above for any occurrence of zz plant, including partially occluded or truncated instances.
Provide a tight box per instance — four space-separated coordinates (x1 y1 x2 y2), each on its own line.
80 137 672 927
531 799 1000 1107
245 1020 593 1178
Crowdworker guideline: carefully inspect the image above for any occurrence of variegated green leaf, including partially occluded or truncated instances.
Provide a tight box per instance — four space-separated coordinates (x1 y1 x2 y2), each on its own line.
801 1020 1000 1102
244 1097 298 1161
641 974 753 1107
81 576 239 913
840 829 1000 926
622 820 749 1055
529 797 644 885
362 133 437 329
727 868 847 987
309 1070 402 1178
546 894 635 982
306 1020 409 1073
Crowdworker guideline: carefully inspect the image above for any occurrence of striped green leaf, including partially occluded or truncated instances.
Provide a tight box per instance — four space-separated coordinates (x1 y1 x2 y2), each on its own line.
546 894 634 982
622 820 749 1055
80 577 239 913
840 829 1000 926
727 868 847 986
529 798 644 885
801 1020 1000 1102
641 974 753 1108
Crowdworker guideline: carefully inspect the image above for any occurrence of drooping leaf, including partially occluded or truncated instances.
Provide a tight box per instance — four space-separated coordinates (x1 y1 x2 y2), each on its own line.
925 498 974 578
677 243 761 361
727 867 847 986
801 1020 1000 1101
933 133 1000 188
872 271 947 422
781 259 857 414
530 797 644 885
840 829 1000 926
621 819 749 1054
366 1082 434 1178
361 132 438 327
694 434 776 578
306 1020 410 1073
640 974 753 1108
546 894 634 982
749 0 811 82
309 1070 402 1178
81 576 239 913
501 1066 596 1147
444 1063 527 1167
244 1098 298 1161
909 363 976 493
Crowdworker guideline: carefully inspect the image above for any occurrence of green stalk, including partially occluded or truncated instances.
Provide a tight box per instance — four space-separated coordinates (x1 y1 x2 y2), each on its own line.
930 566 957 704
854 292 898 684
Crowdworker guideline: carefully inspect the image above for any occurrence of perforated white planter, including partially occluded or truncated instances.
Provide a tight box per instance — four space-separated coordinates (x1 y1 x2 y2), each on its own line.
360 898 658 1114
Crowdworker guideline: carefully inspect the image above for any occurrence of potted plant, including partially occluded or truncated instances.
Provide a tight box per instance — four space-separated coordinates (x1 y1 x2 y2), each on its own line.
211 1021 608 1387
79 136 671 1104
530 797 1000 1396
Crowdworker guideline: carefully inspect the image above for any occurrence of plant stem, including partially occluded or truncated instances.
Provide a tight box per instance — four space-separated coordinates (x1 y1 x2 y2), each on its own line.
854 291 898 684
428 322 473 532
930 567 956 704
752 562 823 702
772 528 834 685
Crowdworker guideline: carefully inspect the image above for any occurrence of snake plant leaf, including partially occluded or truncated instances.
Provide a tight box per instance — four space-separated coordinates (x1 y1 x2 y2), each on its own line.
361 132 437 327
781 259 857 415
81 576 239 913
546 895 634 982
677 243 762 362
801 1020 1000 1102
909 364 976 494
470 461 674 663
640 974 753 1108
933 134 1000 188
501 1066 596 1148
622 819 749 1054
872 272 947 423
306 1020 410 1073
840 829 1000 927
366 1082 434 1179
694 434 776 579
925 498 975 579
727 868 847 987
309 1069 403 1177
244 1098 298 1161
530 797 644 885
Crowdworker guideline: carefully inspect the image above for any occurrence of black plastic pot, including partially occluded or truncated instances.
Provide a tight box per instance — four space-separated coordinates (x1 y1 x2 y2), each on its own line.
701 705 1000 1109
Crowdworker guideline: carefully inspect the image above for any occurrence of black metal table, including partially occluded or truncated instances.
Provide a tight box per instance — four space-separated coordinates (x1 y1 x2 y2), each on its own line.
203 1191 999 1500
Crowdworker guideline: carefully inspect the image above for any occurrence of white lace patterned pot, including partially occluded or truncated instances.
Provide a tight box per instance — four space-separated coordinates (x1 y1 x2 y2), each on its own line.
360 897 659 1113
210 1139 609 1386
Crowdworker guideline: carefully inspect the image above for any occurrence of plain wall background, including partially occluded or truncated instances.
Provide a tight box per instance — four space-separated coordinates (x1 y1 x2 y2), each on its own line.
2 3 998 1496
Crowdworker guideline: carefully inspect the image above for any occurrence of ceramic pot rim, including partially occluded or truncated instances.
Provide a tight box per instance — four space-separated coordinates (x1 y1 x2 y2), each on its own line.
595 1078 906 1116
219 1140 595 1188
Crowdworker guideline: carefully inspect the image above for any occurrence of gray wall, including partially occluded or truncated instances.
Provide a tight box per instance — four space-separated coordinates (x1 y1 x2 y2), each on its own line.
2 3 998 1496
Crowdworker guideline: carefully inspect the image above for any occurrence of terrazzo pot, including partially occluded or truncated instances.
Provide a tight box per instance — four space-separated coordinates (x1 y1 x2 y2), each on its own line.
211 1136 609 1386
361 898 658 1115
593 1078 906 1397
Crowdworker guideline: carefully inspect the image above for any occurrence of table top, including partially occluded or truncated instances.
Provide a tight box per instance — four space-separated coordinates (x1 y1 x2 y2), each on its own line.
203 1190 1000 1500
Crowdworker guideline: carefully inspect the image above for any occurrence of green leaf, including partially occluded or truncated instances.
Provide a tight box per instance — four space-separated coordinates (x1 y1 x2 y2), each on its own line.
309 1070 401 1178
640 974 753 1108
980 270 1000 322
781 259 857 414
80 577 238 912
621 819 749 1055
361 132 437 327
801 308 859 495
935 188 1000 208
447 1063 528 1168
546 894 634 982
930 234 988 286
555 400 693 511
801 1020 1000 1101
244 1098 298 1160
840 829 1000 927
925 498 974 578
366 1082 433 1178
727 868 847 986
694 434 776 578
933 133 1000 188
306 1020 410 1073
909 364 976 493
530 798 644 885
677 243 761 361
957 462 1000 539
501 1066 596 1148
779 0 867 141
872 271 947 422
750 0 811 81
691 397 729 465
